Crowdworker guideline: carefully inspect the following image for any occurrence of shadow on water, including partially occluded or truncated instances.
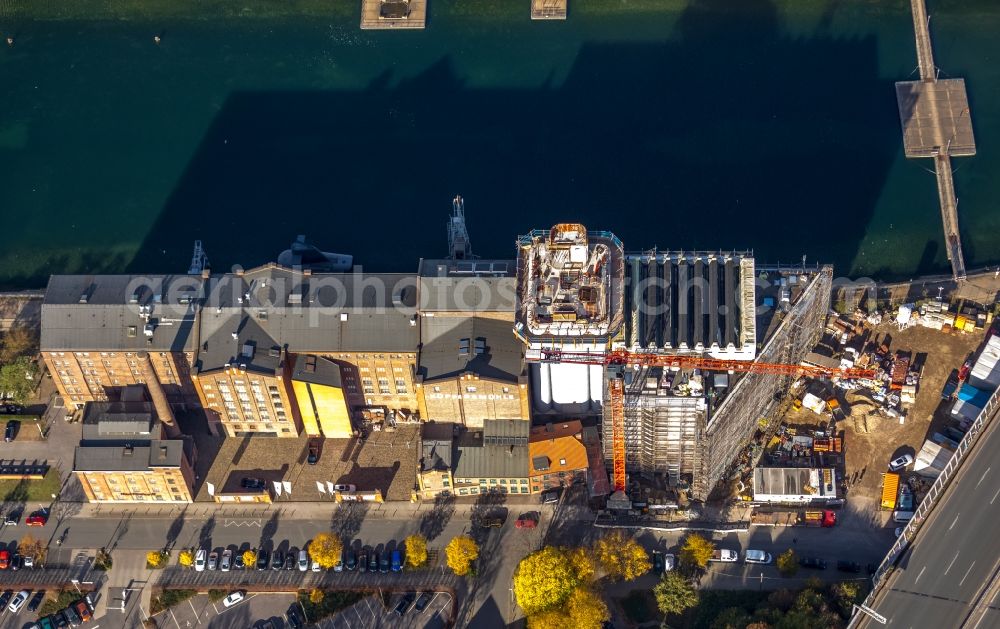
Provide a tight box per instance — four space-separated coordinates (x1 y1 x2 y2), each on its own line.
129 0 899 275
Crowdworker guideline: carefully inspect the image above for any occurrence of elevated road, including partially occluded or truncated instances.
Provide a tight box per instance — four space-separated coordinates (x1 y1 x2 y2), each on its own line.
910 0 936 80
858 402 1000 627
936 154 967 280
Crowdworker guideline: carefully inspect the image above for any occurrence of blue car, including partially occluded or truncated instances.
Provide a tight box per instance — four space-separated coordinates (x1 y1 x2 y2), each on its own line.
391 549 402 572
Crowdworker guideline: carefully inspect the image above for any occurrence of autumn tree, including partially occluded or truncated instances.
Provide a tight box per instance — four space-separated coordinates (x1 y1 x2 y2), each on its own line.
566 546 595 583
309 588 325 604
593 531 650 581
679 533 715 571
404 533 428 569
445 535 478 576
18 534 45 564
0 326 37 363
776 549 798 577
513 546 583 615
178 549 194 568
308 532 343 570
566 586 610 628
242 549 257 569
146 551 166 568
654 570 699 616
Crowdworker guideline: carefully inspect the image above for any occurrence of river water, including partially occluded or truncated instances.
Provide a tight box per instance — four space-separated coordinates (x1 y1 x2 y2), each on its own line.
0 0 997 288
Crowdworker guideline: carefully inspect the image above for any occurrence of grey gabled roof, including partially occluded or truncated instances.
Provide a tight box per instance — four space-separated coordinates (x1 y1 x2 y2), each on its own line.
453 442 529 480
291 354 343 388
74 439 184 472
197 312 283 375
419 316 522 382
81 400 157 442
41 274 200 351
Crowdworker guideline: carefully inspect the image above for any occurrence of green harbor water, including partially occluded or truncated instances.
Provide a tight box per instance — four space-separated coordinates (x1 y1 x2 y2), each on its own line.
0 0 998 288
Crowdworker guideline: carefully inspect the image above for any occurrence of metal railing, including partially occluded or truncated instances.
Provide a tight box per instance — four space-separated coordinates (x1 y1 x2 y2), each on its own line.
851 383 1000 626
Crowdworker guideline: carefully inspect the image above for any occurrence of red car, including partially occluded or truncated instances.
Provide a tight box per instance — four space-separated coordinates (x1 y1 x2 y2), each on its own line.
515 512 539 529
25 512 47 527
0 550 9 569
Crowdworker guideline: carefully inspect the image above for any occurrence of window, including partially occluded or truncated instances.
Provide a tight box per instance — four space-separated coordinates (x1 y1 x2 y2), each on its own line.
459 488 468 495
520 479 528 484
499 479 507 484
442 479 450 487
433 386 441 392
466 386 477 393
560 458 567 466
362 378 374 394
378 378 390 394
395 378 407 394
489 479 498 485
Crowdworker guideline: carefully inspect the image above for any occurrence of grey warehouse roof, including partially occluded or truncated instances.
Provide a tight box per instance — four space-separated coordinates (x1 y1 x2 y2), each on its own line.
74 439 185 472
419 315 522 382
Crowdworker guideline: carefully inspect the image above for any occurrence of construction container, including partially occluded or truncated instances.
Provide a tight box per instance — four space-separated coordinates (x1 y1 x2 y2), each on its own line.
881 473 900 510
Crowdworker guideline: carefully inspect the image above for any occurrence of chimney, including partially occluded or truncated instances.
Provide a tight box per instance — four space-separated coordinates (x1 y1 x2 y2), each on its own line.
137 351 179 438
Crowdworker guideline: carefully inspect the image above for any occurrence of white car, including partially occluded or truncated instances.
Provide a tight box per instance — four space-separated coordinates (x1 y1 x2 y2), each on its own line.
195 549 206 572
220 549 232 572
663 553 676 571
298 550 309 571
745 549 773 564
7 590 29 613
311 560 321 572
889 454 914 472
333 484 356 493
222 591 245 608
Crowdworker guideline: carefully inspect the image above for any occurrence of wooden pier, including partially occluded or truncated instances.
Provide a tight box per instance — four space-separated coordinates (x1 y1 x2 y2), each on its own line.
531 0 567 20
360 0 426 30
895 0 976 281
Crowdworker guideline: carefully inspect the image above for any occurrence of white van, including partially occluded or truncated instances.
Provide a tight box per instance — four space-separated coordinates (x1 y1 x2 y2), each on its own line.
892 511 915 523
744 549 773 565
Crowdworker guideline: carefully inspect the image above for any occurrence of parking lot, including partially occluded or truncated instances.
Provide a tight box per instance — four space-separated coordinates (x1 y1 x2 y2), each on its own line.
157 592 299 629
0 588 44 629
315 591 451 629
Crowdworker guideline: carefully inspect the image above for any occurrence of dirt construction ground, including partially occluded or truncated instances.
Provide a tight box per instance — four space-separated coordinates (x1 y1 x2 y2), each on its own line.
841 324 986 521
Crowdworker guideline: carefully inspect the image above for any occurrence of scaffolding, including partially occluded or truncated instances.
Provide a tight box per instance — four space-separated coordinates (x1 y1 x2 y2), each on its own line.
696 266 833 499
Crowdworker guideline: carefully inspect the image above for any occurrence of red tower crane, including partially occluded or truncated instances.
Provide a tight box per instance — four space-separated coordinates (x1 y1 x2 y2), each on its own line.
540 348 876 494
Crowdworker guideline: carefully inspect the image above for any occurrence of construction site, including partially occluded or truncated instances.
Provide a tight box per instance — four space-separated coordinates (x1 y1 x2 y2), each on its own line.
515 224 836 503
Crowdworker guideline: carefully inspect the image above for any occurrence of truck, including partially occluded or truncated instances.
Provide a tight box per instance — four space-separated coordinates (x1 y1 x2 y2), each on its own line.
813 438 842 453
881 473 899 510
803 510 837 527
891 355 910 390
710 549 738 562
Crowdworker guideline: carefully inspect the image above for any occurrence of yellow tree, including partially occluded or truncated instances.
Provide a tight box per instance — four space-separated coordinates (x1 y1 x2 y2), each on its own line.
146 551 165 568
308 532 343 569
404 534 428 569
566 547 595 583
527 609 567 629
679 533 716 570
242 549 257 569
593 531 650 581
18 535 45 564
513 547 582 615
309 588 325 604
567 586 610 629
178 549 194 568
445 535 479 576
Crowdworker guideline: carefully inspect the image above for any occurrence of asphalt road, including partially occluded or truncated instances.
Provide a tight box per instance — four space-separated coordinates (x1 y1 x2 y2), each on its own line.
860 409 1000 628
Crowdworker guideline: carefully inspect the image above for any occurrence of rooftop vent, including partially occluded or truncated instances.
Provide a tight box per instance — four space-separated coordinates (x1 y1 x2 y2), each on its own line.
129 287 143 304
269 346 281 358
474 338 486 355
241 342 255 360
231 332 239 340
143 323 155 337
532 455 550 471
458 338 470 357
123 445 134 456
127 326 138 338
340 313 349 322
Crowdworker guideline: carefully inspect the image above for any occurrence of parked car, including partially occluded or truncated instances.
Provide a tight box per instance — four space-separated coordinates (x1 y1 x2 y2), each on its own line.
233 553 246 570
38 617 55 629
11 554 22 571
391 550 402 572
393 593 416 616
379 552 390 573
333 484 356 493
4 420 19 442
207 552 218 571
311 560 321 572
837 560 862 573
195 549 206 572
744 550 772 565
256 549 269 571
334 556 344 572
73 599 93 622
307 443 320 465
480 516 504 528
799 557 828 570
220 550 232 572
414 591 432 613
25 511 47 526
663 553 676 572
27 590 45 612
889 454 914 472
540 488 561 504
222 591 245 608
652 551 665 574
0 590 15 608
4 510 20 525
284 554 295 571
346 549 358 571
287 607 304 629
62 604 82 626
271 550 284 570
515 512 538 529
368 552 378 572
52 611 69 628
0 550 9 570
298 549 309 571
241 477 266 490
7 590 29 613
24 555 33 568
